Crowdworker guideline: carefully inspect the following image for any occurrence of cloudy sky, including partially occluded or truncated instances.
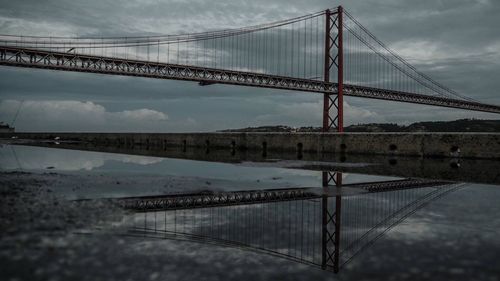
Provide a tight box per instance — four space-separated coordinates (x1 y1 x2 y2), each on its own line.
1 0 499 132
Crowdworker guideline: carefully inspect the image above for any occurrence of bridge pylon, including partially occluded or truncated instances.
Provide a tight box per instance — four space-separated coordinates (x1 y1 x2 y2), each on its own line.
323 6 344 133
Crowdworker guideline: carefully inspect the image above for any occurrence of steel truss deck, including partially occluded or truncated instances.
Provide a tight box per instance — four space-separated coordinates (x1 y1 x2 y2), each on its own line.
2 46 500 114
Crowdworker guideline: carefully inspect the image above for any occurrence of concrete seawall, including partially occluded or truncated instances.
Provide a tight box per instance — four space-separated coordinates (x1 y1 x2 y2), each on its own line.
2 132 500 159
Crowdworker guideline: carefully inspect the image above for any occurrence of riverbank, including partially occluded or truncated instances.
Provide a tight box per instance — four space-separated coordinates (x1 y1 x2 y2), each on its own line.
2 132 500 159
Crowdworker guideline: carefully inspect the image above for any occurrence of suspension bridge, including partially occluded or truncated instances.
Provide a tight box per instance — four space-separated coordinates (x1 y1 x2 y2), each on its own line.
1 6 500 132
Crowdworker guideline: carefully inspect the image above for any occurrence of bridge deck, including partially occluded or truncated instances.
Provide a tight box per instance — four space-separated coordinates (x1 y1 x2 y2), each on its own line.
2 46 500 114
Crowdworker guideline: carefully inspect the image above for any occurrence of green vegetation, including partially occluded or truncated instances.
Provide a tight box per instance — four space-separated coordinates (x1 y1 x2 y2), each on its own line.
220 119 500 132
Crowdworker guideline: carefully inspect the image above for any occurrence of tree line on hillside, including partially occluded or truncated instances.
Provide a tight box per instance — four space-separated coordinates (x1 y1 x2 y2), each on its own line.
219 119 500 132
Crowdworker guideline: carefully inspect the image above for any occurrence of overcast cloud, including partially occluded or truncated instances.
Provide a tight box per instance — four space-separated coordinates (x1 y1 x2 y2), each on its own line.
0 0 499 132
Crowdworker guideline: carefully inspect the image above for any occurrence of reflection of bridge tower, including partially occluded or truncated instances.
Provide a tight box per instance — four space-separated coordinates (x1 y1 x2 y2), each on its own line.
120 175 463 273
321 171 342 272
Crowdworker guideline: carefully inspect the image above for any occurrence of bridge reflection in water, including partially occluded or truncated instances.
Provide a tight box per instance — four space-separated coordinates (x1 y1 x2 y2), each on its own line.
119 174 464 273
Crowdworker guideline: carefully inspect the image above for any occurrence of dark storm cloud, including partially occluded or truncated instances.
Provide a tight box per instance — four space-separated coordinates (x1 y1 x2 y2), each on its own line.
0 0 499 131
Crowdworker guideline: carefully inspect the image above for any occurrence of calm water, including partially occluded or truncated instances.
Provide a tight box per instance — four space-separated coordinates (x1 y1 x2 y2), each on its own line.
1 143 499 280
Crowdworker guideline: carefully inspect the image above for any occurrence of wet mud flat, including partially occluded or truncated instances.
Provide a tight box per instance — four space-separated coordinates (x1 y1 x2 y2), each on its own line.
1 142 500 280
0 172 143 280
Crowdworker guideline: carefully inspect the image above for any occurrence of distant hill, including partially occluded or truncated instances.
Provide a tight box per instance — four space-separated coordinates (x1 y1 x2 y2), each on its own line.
219 119 500 133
